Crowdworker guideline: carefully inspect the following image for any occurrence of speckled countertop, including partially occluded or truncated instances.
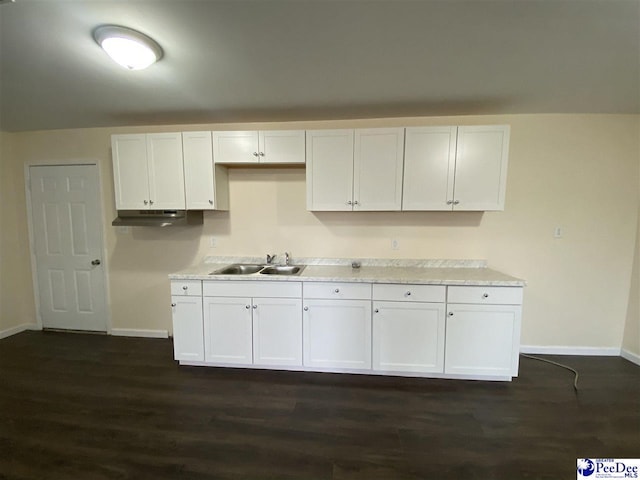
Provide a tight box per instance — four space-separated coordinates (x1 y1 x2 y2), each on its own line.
169 257 525 287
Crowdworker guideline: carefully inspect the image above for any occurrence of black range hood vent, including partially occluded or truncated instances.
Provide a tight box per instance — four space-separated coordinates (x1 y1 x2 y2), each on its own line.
112 210 203 227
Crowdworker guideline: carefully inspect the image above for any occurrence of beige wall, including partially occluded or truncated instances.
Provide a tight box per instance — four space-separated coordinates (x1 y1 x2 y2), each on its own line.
622 198 640 358
5 114 639 351
0 132 36 332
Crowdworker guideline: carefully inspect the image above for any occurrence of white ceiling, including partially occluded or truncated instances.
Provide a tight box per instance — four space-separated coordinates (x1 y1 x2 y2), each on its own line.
0 0 638 132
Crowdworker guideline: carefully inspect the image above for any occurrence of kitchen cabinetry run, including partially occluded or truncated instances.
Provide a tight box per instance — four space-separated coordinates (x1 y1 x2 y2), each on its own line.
302 282 372 370
111 133 186 210
372 284 446 374
170 280 204 362
213 130 305 164
202 281 302 367
445 286 523 376
403 125 510 211
182 132 229 210
306 128 405 211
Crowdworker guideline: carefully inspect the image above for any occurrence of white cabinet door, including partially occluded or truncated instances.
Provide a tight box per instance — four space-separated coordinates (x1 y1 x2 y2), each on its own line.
372 301 445 373
306 130 355 211
171 295 204 362
182 131 229 210
444 303 521 376
303 299 371 370
111 134 150 210
252 297 302 367
353 128 404 211
146 133 186 209
213 131 260 164
203 297 253 365
259 130 305 164
452 125 510 211
402 126 457 210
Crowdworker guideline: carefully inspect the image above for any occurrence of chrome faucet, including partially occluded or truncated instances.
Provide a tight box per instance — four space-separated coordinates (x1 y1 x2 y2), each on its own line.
284 252 290 266
266 253 276 264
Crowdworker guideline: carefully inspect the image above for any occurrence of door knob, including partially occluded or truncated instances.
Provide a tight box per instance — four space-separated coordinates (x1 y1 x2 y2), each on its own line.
91 259 101 266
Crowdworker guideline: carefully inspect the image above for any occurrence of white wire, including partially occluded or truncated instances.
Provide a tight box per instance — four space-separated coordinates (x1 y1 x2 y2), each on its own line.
521 353 579 391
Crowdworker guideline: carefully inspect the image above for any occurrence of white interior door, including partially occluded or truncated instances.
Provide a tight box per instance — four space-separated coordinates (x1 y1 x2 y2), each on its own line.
29 165 108 332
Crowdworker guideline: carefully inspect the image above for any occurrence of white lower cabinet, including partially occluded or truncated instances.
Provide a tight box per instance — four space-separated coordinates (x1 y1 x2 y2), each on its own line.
445 286 523 377
171 295 204 362
202 281 303 368
303 299 372 370
373 301 445 374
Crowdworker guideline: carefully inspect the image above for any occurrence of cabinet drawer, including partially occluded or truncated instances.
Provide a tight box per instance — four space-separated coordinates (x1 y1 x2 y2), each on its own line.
170 280 202 296
373 284 445 303
203 281 301 298
303 282 372 300
447 286 523 305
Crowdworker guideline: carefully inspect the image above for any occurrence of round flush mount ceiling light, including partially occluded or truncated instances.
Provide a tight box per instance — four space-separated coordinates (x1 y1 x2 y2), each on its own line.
93 25 163 70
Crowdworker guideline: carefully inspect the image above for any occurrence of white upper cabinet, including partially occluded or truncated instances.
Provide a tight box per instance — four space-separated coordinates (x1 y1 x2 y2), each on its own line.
306 128 405 211
306 129 355 211
213 130 305 164
403 125 510 211
182 132 229 210
111 133 185 210
454 125 510 211
353 128 405 211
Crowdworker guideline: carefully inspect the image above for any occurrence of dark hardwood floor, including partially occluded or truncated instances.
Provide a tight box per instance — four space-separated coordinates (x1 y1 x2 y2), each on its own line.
1 331 638 480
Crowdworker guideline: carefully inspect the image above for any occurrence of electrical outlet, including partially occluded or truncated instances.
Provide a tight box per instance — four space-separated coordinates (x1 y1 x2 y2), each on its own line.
554 227 563 239
391 239 400 250
116 226 130 235
209 236 217 248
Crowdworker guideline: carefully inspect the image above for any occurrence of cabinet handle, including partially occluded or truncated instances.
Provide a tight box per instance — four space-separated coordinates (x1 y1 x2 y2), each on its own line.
182 286 188 290
453 200 460 205
347 200 353 205
405 291 411 297
303 306 309 311
209 199 213 205
149 200 154 205
483 293 489 298
144 200 149 205
252 305 257 309
171 303 176 307
448 312 454 316
253 152 259 157
374 308 379 313
334 288 340 293
354 200 359 205
259 152 265 157
245 305 251 309
91 259 101 266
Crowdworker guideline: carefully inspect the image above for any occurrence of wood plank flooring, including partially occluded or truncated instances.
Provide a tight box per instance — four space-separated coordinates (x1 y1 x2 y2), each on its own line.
1 331 638 479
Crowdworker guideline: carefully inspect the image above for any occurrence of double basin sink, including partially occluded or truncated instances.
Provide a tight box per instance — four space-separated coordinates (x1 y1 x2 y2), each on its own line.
210 263 305 276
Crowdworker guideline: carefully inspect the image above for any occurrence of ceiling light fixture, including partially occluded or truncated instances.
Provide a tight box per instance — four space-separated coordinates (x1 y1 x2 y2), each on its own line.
93 25 163 70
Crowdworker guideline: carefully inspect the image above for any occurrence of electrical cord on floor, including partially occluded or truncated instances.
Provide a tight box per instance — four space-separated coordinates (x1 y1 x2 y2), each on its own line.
521 354 579 391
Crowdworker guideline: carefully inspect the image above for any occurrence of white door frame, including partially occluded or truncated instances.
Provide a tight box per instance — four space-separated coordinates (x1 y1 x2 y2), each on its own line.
24 161 112 333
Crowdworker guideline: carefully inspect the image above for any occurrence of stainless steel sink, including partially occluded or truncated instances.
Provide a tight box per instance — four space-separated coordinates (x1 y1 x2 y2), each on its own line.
260 265 305 276
210 264 265 275
210 263 306 276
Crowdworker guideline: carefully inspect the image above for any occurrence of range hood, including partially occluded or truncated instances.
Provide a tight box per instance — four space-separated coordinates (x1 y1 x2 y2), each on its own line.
112 210 203 227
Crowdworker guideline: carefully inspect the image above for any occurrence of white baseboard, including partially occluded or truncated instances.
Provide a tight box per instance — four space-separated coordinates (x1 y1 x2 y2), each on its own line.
110 328 168 339
0 323 40 339
621 349 640 366
520 345 621 356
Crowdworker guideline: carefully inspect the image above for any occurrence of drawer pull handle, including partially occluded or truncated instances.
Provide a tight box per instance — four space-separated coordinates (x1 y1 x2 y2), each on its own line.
334 288 340 293
303 306 309 311
374 309 379 313
483 293 489 298
252 305 257 309
405 291 411 296
171 303 176 307
245 305 250 309
182 286 188 290
448 312 454 316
